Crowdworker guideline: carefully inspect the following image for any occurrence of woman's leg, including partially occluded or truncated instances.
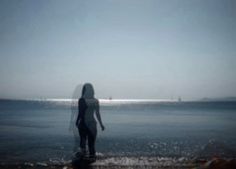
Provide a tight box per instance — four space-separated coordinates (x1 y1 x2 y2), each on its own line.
78 124 87 154
88 127 97 156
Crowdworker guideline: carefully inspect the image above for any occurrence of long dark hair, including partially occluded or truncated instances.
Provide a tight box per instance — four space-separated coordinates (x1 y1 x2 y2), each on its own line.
81 83 95 99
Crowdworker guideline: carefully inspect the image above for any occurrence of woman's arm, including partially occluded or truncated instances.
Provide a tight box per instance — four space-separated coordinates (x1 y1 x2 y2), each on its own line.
95 100 105 131
76 99 82 127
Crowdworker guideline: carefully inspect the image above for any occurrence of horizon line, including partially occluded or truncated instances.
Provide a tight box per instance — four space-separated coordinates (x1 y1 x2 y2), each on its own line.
1 97 236 102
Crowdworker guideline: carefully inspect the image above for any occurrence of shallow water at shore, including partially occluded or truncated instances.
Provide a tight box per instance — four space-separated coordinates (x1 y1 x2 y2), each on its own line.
0 100 236 164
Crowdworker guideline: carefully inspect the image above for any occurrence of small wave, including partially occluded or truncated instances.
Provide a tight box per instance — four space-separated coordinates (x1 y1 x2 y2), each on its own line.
93 156 190 167
197 139 236 159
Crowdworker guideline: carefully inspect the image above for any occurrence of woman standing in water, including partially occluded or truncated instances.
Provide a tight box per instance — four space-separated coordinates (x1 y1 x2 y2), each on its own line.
76 83 105 159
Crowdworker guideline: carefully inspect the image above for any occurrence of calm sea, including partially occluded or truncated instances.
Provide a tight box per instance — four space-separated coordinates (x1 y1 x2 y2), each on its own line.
0 99 236 163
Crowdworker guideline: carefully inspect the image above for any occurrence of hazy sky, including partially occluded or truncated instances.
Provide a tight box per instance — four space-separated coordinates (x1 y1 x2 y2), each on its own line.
0 0 235 100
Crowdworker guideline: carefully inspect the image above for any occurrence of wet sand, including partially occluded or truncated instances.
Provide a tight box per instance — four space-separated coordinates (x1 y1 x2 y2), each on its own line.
2 157 236 169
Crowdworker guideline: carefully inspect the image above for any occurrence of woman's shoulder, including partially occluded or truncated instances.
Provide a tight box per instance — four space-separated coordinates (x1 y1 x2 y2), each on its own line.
79 98 84 101
79 98 86 104
94 98 99 103
85 98 99 105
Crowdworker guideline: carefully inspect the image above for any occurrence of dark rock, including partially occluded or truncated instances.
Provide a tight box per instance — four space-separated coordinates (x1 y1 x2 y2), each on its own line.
203 158 236 169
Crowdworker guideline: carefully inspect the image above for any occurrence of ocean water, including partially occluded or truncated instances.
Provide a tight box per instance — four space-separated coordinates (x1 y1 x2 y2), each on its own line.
0 99 236 164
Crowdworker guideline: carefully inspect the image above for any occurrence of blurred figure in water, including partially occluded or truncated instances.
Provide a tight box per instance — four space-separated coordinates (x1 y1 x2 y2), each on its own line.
70 84 83 153
76 83 105 159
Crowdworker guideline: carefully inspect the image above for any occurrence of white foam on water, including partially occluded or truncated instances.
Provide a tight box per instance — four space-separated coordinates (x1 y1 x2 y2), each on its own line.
93 156 191 167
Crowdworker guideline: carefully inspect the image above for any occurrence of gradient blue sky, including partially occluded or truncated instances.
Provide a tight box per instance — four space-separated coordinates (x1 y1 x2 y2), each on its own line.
0 0 235 100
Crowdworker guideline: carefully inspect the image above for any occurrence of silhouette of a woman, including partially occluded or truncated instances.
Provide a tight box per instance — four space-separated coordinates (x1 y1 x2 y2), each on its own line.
76 83 105 158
